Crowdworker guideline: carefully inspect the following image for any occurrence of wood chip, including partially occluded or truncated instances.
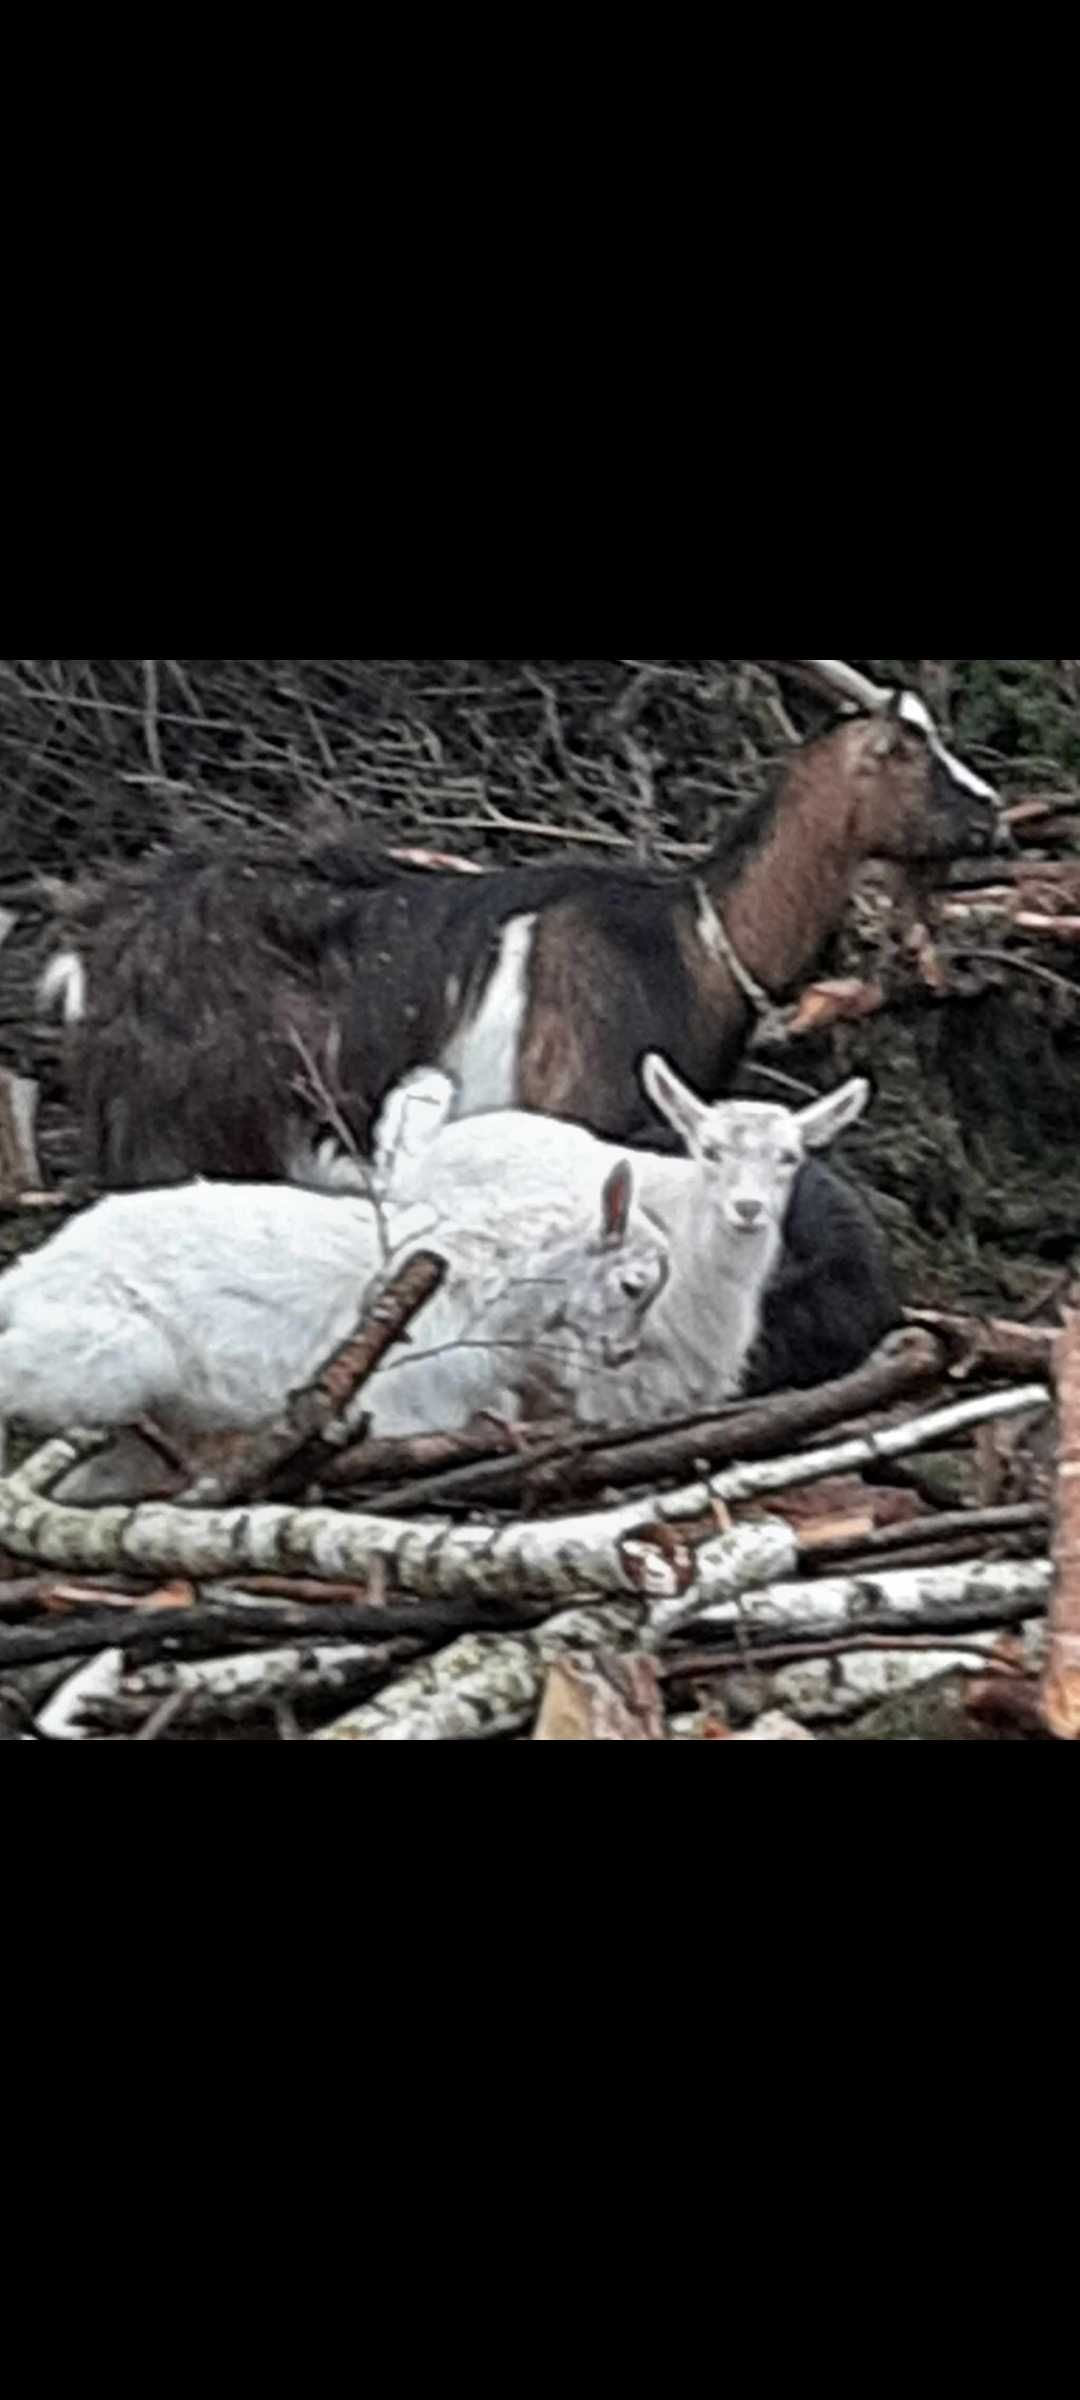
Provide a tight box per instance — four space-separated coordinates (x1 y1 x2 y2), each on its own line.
534 1652 666 1741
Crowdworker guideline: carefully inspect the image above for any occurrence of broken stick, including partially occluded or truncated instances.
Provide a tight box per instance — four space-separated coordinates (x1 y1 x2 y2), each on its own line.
0 1067 42 1201
180 1250 446 1506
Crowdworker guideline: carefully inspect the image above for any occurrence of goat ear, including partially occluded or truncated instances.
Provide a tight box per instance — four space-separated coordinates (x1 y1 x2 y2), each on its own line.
601 1161 633 1247
641 1053 708 1149
797 1077 871 1153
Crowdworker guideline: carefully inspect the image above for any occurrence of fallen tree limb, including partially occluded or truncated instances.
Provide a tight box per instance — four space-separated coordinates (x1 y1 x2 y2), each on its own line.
319 1415 573 1498
181 1250 446 1506
820 1534 1027 1578
86 1640 416 1735
903 1308 1054 1380
354 1331 946 1516
802 1501 1047 1567
315 1601 643 1742
688 1558 1053 1646
661 1629 1040 1685
765 1633 1044 1727
645 1518 799 1645
700 1386 1049 1522
0 1596 487 1672
1040 1310 1080 1738
0 1384 1049 1613
315 1552 1056 1745
0 1067 42 1201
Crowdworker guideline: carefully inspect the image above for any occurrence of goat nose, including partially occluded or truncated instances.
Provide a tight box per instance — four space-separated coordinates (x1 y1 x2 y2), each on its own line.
735 1198 764 1227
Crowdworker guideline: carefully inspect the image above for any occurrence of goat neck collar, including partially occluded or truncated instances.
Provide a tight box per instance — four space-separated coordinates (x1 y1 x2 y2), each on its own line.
694 880 776 1016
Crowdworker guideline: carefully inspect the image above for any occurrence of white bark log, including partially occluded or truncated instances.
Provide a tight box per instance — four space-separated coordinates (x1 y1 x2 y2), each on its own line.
693 1558 1053 1643
121 1644 387 1713
706 1385 1049 1508
764 1623 1049 1725
0 1067 42 1199
646 1518 799 1643
0 1386 1049 1599
35 1650 126 1741
314 1602 642 1742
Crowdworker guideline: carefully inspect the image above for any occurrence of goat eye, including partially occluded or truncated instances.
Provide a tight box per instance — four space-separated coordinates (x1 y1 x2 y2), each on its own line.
780 1151 799 1169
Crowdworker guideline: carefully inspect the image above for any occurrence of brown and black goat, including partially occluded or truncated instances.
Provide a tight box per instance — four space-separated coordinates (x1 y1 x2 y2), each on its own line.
41 660 1007 1188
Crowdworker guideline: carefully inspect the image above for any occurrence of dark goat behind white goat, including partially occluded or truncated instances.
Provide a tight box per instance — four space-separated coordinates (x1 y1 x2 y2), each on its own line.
746 1159 901 1394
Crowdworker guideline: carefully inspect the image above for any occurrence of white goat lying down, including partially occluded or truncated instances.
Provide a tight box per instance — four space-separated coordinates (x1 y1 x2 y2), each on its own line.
380 1054 872 1428
0 1130 668 1480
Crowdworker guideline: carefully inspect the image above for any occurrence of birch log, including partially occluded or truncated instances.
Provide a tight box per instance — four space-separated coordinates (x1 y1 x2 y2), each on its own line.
0 1386 1049 1598
746 1624 1048 1727
35 1650 126 1741
97 1642 409 1732
1040 1311 1080 1738
313 1555 1054 1746
691 1559 1053 1644
315 1602 643 1741
0 1068 41 1199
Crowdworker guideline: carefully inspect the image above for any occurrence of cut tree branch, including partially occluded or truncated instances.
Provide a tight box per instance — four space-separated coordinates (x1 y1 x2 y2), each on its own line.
686 1558 1053 1647
0 1068 42 1199
349 1330 946 1515
0 1385 1050 1606
903 1308 1055 1381
1040 1309 1080 1738
180 1249 446 1506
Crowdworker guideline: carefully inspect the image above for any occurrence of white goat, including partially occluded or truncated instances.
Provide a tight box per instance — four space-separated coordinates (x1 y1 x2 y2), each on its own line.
0 1143 667 1480
380 1054 871 1427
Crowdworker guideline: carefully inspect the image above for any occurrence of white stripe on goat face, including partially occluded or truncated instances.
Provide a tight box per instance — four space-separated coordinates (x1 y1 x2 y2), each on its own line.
896 689 996 802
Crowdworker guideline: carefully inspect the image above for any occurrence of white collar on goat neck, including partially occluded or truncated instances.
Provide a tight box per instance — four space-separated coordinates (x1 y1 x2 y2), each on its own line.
694 881 776 1014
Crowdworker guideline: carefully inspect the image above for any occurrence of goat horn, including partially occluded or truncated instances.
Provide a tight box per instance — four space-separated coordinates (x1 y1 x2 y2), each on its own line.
757 660 894 714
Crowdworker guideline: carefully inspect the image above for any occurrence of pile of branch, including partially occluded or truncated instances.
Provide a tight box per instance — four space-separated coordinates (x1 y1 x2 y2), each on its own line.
1 1268 1074 1740
0 660 799 891
746 826 1080 1053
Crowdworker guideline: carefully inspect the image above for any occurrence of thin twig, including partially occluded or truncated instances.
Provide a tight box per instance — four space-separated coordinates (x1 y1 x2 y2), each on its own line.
659 1634 1030 1682
959 948 1080 1004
